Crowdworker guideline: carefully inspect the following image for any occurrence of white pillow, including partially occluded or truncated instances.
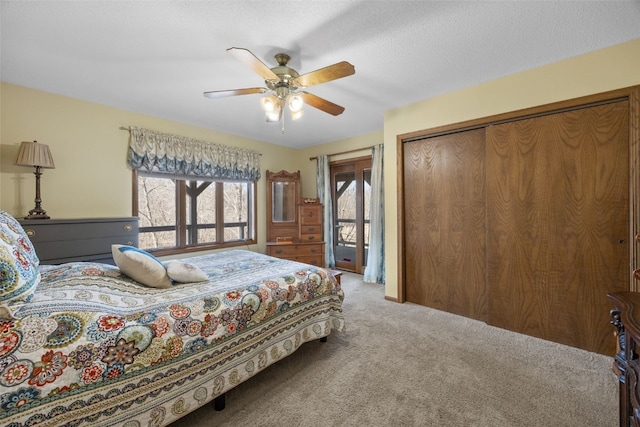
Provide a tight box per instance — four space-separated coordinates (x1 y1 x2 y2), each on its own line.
164 260 209 283
111 244 172 289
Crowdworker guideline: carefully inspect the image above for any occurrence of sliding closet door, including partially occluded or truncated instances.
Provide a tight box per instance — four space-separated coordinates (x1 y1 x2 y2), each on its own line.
486 101 629 354
404 129 487 321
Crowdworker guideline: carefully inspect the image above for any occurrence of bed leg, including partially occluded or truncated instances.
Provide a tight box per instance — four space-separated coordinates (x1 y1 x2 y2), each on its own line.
320 336 327 342
214 393 226 411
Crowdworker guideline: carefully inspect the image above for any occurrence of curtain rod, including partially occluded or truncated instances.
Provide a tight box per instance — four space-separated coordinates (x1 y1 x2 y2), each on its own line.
309 145 375 161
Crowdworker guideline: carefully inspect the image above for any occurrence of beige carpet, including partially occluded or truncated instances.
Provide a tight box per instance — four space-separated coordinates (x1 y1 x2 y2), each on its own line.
170 272 618 427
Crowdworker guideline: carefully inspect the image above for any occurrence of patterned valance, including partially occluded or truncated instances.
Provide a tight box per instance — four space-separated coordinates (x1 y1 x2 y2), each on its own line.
126 126 261 182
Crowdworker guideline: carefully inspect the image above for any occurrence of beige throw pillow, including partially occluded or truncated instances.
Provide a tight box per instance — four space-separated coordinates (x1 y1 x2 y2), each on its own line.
164 260 209 283
112 244 172 289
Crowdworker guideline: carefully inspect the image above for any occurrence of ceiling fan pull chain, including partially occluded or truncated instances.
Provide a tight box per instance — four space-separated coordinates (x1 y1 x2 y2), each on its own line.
281 110 285 134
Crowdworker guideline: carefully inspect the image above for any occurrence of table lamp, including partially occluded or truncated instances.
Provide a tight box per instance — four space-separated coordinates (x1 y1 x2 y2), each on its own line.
15 140 55 219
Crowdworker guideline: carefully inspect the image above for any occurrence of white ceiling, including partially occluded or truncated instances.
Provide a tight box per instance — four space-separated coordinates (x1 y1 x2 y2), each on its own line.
2 1 640 149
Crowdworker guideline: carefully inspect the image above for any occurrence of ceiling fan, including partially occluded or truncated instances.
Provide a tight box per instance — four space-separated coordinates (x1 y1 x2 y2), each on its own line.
203 47 355 123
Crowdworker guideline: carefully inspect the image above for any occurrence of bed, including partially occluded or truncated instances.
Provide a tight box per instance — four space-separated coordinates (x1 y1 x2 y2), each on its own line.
0 210 345 426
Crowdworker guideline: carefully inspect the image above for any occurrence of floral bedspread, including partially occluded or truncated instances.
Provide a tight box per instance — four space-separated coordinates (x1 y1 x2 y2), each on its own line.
0 250 345 427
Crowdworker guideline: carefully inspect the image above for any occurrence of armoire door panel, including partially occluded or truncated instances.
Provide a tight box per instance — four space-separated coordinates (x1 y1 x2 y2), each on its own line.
486 101 629 355
404 128 487 321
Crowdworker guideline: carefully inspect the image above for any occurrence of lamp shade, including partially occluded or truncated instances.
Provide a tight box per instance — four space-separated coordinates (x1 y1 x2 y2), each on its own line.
15 141 55 169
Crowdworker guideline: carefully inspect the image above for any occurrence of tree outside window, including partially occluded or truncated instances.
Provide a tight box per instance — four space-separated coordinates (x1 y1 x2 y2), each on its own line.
135 172 255 254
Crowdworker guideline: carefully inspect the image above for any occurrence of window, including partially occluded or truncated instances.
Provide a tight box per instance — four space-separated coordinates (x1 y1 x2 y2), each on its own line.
134 171 255 255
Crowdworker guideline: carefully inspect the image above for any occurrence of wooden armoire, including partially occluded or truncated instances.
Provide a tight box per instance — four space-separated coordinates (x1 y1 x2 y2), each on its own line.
265 170 325 267
399 86 640 356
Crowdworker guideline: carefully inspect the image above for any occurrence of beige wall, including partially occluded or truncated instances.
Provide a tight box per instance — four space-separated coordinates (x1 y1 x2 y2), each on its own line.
0 83 297 253
2 38 639 300
384 38 640 299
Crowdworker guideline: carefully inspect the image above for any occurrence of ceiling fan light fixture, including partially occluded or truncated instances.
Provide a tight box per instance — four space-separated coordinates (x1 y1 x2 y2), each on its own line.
265 98 283 122
290 109 304 121
288 94 304 112
266 110 282 122
260 95 278 113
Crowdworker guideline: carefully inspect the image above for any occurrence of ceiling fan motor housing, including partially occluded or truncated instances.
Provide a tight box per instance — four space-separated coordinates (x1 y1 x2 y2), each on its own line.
266 53 300 96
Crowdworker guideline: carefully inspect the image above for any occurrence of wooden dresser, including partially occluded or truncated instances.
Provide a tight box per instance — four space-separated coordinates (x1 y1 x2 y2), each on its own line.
19 217 139 265
608 291 640 426
267 202 325 267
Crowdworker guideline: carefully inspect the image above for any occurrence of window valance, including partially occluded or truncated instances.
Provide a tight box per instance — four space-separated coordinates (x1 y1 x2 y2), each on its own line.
125 126 261 182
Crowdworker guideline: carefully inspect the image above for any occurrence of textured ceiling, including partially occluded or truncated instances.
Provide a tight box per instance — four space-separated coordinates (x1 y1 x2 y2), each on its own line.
2 1 640 148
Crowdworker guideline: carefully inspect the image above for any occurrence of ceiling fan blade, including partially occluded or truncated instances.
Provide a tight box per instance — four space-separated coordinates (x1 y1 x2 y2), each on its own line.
203 87 267 99
227 47 279 81
293 61 355 88
299 91 346 116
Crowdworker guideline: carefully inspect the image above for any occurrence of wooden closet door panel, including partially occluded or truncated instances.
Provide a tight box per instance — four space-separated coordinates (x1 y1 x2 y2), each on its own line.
404 129 487 321
486 101 629 355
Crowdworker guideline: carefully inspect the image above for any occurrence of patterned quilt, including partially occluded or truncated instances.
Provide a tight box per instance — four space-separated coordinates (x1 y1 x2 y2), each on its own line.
0 250 345 426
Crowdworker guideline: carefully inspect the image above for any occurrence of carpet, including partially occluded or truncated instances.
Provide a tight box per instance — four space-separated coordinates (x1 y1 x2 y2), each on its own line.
170 272 618 426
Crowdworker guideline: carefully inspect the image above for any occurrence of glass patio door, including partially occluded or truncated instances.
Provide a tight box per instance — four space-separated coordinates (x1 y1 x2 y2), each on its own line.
331 157 371 273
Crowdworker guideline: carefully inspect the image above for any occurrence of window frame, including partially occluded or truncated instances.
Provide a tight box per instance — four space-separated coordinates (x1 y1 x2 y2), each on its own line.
132 170 257 257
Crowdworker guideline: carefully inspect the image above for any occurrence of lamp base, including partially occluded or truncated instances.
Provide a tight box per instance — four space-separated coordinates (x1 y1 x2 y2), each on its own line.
24 214 50 220
24 208 50 220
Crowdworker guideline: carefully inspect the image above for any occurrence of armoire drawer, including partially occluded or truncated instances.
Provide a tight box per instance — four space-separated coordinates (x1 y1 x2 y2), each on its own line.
301 225 321 234
289 255 325 267
299 204 322 225
267 243 323 257
299 234 322 242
